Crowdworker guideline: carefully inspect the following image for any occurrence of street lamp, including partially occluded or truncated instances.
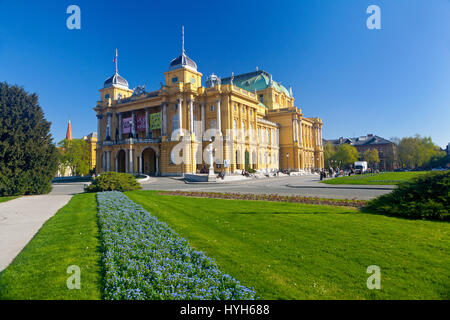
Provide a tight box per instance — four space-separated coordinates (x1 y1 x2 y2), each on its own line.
286 153 289 172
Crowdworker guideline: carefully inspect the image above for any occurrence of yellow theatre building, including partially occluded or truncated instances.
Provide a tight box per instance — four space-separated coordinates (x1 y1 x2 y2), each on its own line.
94 35 324 176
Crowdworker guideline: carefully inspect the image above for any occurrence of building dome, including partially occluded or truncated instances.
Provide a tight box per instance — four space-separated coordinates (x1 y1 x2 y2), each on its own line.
206 73 221 88
104 72 129 89
169 52 198 71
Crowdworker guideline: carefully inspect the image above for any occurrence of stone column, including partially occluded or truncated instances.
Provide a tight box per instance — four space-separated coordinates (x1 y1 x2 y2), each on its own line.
316 127 319 146
216 99 221 134
96 114 103 140
156 156 159 176
299 119 303 146
178 98 183 133
106 113 112 140
163 103 168 136
118 113 123 140
115 153 118 172
314 127 317 146
320 126 323 146
293 119 297 142
131 111 136 138
101 152 105 172
129 149 134 174
201 103 206 139
138 155 142 174
145 108 150 138
317 127 319 146
189 99 194 134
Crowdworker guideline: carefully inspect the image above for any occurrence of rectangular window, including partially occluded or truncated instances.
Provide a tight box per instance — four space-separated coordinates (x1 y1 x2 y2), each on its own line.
172 77 178 83
259 94 264 103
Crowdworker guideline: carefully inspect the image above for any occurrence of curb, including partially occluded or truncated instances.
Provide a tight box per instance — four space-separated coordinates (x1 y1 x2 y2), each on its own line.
286 184 396 191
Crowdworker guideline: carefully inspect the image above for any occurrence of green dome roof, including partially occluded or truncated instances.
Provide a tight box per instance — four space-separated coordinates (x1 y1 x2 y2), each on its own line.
221 70 292 98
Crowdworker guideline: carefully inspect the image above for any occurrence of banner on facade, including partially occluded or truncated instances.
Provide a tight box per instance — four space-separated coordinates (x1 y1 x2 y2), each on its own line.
150 112 161 130
122 117 132 134
136 114 146 132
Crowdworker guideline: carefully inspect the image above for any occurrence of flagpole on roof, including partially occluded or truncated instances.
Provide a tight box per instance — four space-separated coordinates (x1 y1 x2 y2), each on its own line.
115 48 118 74
182 26 185 54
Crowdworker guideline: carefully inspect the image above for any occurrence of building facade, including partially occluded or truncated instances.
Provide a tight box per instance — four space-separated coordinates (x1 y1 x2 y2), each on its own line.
324 134 398 171
94 38 324 176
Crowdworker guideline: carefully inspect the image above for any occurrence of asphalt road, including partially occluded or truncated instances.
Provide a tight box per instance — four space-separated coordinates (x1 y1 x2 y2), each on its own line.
140 175 394 200
50 175 394 200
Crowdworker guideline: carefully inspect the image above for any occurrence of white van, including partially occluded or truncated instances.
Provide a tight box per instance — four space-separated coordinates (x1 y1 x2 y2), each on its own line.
354 161 368 174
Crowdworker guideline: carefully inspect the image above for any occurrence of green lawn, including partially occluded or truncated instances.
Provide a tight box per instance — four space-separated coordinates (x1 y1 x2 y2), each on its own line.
321 171 428 185
0 193 102 300
0 196 18 203
127 190 450 299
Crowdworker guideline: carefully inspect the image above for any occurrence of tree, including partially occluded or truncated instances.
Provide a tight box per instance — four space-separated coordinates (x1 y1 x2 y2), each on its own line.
363 149 380 168
57 138 91 176
333 144 359 169
0 82 58 196
398 135 444 169
323 142 336 168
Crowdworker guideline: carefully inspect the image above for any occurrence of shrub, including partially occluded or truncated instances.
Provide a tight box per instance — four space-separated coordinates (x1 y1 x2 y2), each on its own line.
97 191 256 300
85 172 141 192
366 171 449 221
0 82 58 196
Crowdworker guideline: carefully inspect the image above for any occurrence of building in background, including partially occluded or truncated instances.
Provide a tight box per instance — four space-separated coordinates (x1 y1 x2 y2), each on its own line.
83 132 97 171
56 121 97 177
324 134 398 171
94 29 324 176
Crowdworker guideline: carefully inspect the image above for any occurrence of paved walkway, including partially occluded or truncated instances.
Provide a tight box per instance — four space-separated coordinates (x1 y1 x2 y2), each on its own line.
0 195 72 272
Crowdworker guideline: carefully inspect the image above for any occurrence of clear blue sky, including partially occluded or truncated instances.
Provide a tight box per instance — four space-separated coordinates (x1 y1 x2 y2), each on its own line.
1 0 449 147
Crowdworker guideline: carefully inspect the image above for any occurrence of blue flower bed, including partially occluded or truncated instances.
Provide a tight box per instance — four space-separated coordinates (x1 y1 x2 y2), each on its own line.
97 191 257 300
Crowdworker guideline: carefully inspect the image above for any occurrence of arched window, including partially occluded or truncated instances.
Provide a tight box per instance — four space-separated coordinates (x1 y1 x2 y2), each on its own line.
241 120 245 139
233 120 237 138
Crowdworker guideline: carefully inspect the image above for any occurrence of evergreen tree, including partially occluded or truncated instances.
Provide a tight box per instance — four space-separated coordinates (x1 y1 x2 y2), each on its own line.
0 82 58 196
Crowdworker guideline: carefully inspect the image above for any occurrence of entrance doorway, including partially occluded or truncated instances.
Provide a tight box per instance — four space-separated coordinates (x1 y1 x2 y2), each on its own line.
117 150 126 173
142 148 157 175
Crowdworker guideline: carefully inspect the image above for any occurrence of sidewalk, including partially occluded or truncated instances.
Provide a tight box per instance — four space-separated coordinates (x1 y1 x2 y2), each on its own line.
0 195 72 272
